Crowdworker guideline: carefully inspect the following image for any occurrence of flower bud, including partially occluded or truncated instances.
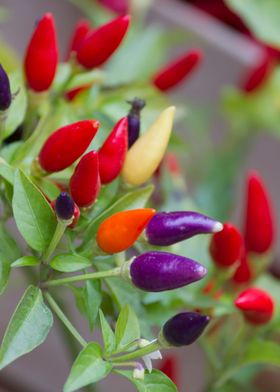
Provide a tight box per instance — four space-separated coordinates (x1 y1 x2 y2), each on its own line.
160 312 210 347
235 288 274 325
130 251 207 292
146 211 223 246
127 98 146 147
0 64 12 111
55 192 75 221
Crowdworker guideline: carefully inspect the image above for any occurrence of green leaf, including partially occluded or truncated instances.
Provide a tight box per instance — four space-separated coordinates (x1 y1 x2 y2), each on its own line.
64 343 112 392
68 69 105 90
99 309 115 356
0 158 14 185
116 369 178 392
226 0 280 48
2 71 27 140
11 256 39 268
115 305 140 351
12 170 56 251
83 281 102 330
50 253 91 272
241 339 280 367
83 184 154 245
0 286 53 369
0 259 10 296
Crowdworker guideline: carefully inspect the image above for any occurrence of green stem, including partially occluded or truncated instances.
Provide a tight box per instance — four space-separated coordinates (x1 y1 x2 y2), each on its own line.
112 361 138 367
43 220 67 262
44 291 87 348
43 267 122 287
110 341 160 362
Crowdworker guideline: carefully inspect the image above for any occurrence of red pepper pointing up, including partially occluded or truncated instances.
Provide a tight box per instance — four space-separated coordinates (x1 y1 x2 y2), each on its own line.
76 15 130 69
70 151 101 208
98 117 128 184
244 171 275 254
153 49 203 92
24 13 58 92
66 19 91 59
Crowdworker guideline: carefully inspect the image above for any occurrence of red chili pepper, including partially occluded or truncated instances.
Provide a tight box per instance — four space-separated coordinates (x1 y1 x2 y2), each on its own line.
232 251 252 284
66 19 90 59
152 49 203 92
24 13 58 92
96 209 156 253
39 120 99 173
159 356 180 386
244 171 275 254
209 222 243 268
76 15 130 69
242 52 275 93
235 287 274 325
70 151 101 208
98 117 128 184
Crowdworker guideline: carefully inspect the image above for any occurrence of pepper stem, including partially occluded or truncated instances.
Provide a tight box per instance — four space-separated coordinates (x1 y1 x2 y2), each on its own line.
109 340 161 362
43 220 69 262
44 291 87 348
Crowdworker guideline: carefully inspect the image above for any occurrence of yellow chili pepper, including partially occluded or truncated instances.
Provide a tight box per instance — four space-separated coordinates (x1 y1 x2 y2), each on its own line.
121 106 176 186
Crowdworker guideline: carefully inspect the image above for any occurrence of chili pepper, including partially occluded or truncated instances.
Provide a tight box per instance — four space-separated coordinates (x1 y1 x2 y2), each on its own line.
98 117 128 184
55 192 75 221
51 198 80 228
130 251 207 292
67 19 90 59
0 64 12 111
153 49 203 92
209 222 243 267
242 52 275 93
96 208 156 253
232 251 252 284
76 15 130 69
146 211 223 246
39 120 99 173
244 171 275 254
159 356 179 386
65 85 90 101
235 288 274 325
160 312 210 347
127 98 146 147
122 106 176 186
70 151 100 208
24 13 58 92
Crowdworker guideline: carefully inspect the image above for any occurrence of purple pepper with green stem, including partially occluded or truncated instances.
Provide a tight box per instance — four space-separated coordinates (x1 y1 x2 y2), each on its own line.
0 64 12 111
145 211 223 246
127 97 146 147
160 312 210 347
130 250 207 292
55 192 75 221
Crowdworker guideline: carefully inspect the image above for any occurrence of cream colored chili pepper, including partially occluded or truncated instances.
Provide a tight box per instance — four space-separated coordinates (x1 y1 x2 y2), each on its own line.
121 106 175 186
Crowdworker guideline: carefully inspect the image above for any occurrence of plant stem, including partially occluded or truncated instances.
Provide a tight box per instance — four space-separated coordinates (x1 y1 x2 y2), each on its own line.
110 341 160 362
43 220 67 262
43 267 122 287
112 361 138 367
44 291 87 348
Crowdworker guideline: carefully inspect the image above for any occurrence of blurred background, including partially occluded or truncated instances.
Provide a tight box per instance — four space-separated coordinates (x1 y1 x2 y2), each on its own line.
1 0 280 391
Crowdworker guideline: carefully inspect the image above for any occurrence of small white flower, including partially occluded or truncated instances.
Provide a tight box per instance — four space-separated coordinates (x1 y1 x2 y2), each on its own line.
133 363 145 380
139 339 162 373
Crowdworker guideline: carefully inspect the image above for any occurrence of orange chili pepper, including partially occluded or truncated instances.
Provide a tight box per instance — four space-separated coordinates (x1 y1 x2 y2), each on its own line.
96 208 156 253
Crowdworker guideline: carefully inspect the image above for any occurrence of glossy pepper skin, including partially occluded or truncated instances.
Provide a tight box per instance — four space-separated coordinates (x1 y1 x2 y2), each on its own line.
0 64 12 111
130 251 207 292
70 151 100 208
122 106 175 186
98 117 128 184
96 208 155 253
146 211 223 246
39 120 99 173
232 252 252 284
153 49 203 92
67 19 90 59
24 13 58 92
209 222 243 267
127 98 146 147
235 288 274 325
161 312 210 347
244 171 275 254
55 192 75 221
76 15 130 69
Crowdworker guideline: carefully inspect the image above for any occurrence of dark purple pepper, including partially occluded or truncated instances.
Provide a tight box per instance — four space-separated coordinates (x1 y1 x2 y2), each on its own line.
146 211 223 246
127 97 146 147
130 251 207 292
0 64 12 111
55 192 75 221
162 312 210 347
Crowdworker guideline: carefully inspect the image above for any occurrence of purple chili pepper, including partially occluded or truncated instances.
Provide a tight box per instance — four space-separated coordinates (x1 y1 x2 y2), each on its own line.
161 312 210 347
146 211 223 246
130 251 207 292
0 64 12 111
127 97 146 147
55 192 75 221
